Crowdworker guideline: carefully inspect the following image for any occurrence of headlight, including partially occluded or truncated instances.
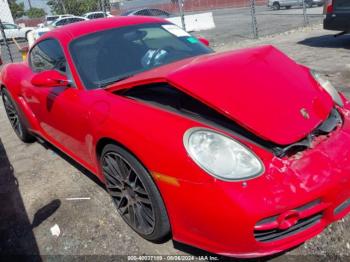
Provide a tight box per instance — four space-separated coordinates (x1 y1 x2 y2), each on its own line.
311 70 343 107
183 128 264 181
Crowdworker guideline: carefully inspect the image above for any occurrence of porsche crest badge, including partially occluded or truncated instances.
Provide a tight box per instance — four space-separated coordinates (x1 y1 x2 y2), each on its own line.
300 108 310 119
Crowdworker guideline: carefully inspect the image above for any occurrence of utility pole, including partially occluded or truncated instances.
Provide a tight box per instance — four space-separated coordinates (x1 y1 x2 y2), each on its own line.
27 0 32 9
250 0 258 39
302 0 309 26
177 0 186 31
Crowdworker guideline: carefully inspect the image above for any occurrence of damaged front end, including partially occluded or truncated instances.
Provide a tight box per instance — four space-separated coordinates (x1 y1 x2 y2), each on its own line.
118 82 343 160
273 108 343 157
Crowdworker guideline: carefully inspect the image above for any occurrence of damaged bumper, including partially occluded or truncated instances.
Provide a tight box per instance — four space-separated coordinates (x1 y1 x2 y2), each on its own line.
172 106 350 258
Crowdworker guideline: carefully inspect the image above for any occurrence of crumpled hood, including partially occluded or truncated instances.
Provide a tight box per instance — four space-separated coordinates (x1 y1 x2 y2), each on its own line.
165 45 334 145
109 45 334 145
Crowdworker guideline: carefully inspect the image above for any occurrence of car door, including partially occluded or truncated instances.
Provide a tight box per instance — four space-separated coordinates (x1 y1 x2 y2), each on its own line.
23 38 92 164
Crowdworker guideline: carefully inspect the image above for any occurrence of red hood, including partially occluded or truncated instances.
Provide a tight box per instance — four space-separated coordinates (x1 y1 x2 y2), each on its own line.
108 45 334 145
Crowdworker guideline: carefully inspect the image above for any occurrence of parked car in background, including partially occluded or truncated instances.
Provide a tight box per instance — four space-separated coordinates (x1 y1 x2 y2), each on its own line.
45 14 74 24
83 11 113 19
0 22 34 41
49 16 88 27
268 0 324 10
324 0 350 33
312 0 325 7
121 8 171 18
33 16 88 41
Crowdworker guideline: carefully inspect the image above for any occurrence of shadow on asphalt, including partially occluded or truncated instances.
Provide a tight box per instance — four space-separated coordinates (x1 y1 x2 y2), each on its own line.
298 34 350 49
0 138 41 261
36 138 106 190
31 199 61 229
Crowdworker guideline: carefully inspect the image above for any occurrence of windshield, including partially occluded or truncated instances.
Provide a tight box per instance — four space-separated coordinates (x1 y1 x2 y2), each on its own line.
69 23 213 89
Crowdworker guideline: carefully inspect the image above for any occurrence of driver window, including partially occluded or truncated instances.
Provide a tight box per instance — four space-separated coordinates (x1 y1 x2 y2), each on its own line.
29 38 66 73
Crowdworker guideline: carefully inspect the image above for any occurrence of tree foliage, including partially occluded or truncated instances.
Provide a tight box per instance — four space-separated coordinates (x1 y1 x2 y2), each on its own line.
8 0 25 19
27 8 46 18
47 0 100 16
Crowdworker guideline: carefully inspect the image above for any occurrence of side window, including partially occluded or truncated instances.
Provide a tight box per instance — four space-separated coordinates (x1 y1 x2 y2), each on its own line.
55 20 62 26
95 13 104 19
55 19 67 26
29 39 66 73
136 10 151 16
4 24 18 29
150 9 169 17
335 0 350 10
73 18 84 23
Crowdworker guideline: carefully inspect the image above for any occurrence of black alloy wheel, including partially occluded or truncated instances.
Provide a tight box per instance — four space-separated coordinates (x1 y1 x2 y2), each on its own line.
101 144 170 242
2 89 35 143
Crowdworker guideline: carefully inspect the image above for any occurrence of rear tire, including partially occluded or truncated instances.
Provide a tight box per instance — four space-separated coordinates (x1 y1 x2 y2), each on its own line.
2 88 35 143
273 2 281 10
306 1 313 8
100 144 171 242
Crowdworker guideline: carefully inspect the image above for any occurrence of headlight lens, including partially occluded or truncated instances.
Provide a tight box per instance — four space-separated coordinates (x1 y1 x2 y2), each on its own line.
311 70 343 107
184 128 264 181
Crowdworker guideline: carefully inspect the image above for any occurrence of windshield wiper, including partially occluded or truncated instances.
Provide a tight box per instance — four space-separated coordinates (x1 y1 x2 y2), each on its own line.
96 74 134 88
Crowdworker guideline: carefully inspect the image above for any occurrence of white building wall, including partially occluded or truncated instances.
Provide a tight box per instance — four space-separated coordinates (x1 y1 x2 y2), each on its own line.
0 0 14 24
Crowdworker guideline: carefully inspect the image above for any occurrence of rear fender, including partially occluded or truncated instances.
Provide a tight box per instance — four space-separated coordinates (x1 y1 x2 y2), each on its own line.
1 63 41 133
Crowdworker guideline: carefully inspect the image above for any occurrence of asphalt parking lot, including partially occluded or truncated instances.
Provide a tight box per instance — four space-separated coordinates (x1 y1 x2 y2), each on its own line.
1 24 350 261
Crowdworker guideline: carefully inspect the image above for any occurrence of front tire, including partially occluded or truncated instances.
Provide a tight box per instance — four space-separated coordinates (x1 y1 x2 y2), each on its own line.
2 88 35 143
100 144 170 242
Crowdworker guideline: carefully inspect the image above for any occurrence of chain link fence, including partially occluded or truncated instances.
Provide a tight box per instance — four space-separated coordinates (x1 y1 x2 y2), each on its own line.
1 0 325 66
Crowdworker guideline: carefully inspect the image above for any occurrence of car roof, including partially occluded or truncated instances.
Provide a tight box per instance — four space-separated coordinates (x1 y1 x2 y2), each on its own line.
42 16 167 40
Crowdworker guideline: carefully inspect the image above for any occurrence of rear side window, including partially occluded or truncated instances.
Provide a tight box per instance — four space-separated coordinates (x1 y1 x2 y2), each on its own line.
29 38 66 72
335 0 350 10
70 18 85 23
4 24 18 29
93 13 105 19
150 9 169 17
135 10 152 16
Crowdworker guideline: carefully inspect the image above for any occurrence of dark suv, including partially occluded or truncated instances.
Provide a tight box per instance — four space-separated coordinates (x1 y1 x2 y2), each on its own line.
324 0 350 32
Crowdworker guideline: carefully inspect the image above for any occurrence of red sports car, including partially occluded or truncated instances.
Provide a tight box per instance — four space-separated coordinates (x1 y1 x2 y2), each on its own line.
1 17 350 258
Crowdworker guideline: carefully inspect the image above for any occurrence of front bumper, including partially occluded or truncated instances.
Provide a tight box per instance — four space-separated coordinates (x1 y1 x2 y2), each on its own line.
166 106 350 258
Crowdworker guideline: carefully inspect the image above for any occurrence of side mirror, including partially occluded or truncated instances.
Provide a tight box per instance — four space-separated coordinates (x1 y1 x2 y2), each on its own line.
198 37 210 47
31 70 71 88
